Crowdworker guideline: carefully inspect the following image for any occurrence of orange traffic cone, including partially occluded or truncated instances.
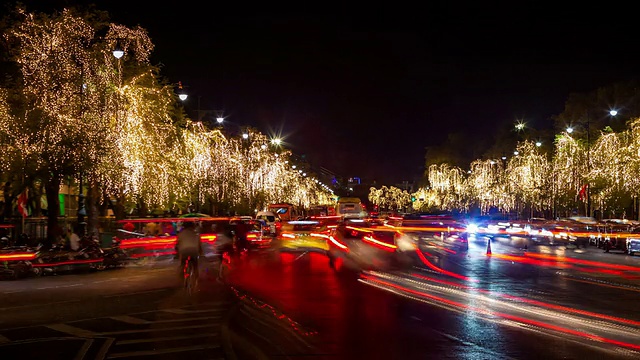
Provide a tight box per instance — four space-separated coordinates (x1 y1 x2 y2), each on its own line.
486 239 492 255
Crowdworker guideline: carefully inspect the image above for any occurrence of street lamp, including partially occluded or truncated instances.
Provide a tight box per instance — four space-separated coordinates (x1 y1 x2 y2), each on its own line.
177 81 188 101
216 117 224 124
566 127 574 134
535 141 542 147
242 133 249 140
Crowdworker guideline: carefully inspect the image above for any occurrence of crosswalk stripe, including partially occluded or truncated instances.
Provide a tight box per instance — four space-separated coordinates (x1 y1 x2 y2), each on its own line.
116 332 218 345
101 323 214 335
46 323 97 338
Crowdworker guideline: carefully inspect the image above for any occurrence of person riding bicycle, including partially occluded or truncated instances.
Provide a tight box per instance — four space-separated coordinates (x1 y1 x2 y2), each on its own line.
176 221 203 280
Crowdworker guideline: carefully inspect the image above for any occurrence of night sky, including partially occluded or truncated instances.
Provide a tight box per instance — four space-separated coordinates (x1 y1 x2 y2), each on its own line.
5 2 639 184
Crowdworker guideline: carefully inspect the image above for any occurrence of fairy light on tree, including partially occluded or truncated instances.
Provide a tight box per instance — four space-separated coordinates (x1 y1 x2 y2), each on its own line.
465 159 507 214
505 140 551 218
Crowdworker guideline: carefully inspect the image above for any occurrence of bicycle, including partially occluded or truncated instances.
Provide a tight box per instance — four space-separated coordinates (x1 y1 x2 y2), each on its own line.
183 255 198 295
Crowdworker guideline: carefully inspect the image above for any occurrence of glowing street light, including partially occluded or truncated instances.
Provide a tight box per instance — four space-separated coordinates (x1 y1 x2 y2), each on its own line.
242 133 249 140
535 141 542 147
112 47 124 59
216 117 224 124
271 137 282 146
177 81 188 101
566 127 574 134
513 150 519 155
609 109 618 116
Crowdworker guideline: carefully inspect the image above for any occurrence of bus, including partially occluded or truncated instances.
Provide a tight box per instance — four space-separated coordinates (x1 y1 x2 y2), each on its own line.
336 197 367 219
268 203 299 221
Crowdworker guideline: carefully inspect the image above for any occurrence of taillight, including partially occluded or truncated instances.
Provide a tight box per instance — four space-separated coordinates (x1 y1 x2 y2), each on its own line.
362 233 397 252
201 234 217 244
246 233 258 241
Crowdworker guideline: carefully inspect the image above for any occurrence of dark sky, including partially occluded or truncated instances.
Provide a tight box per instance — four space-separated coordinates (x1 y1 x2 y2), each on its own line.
7 2 640 184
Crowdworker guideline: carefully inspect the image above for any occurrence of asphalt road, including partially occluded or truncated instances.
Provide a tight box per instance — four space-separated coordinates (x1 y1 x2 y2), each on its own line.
1 240 640 359
221 240 640 359
0 256 237 359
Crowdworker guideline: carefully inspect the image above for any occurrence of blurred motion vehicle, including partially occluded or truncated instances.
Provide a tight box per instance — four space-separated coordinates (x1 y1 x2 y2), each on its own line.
336 197 367 219
268 203 299 221
229 217 271 253
597 219 638 253
327 218 402 271
392 213 469 254
0 225 35 279
275 219 332 253
256 210 279 235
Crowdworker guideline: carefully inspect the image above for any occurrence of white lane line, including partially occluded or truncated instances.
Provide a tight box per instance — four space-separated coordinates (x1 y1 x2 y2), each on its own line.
104 289 167 298
46 323 97 338
35 283 82 290
294 251 309 261
107 344 221 358
0 299 80 311
0 334 10 344
101 323 214 335
116 332 219 345
109 315 150 325
2 291 24 294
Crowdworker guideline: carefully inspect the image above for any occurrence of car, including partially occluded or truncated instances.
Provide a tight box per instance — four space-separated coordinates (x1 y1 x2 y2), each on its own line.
327 218 403 271
256 210 279 235
228 217 271 252
392 213 469 253
275 220 331 253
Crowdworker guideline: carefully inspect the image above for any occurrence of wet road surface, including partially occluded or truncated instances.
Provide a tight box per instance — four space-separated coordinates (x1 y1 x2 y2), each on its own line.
222 239 640 359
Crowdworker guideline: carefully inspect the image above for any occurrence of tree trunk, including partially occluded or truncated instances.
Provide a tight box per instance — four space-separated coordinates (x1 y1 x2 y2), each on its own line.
45 172 62 248
86 180 100 236
2 180 14 222
114 190 125 220
33 180 43 217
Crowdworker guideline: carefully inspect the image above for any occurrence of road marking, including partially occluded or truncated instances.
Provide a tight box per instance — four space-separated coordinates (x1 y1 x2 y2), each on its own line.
96 338 115 360
0 334 10 343
116 332 219 345
36 283 82 290
107 344 221 358
152 315 221 324
74 339 94 360
160 307 227 314
104 289 168 298
46 323 97 338
2 291 24 294
0 299 80 311
294 251 309 262
101 323 214 335
110 315 150 325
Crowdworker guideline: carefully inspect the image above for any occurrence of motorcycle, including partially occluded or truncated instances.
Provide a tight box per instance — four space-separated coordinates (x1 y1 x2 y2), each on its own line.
102 236 129 268
31 234 105 276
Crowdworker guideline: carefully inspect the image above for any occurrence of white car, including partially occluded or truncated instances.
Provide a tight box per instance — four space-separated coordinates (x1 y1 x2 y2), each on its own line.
256 211 279 235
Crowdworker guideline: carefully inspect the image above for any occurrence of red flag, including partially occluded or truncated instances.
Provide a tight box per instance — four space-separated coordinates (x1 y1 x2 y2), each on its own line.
17 189 30 217
578 184 588 201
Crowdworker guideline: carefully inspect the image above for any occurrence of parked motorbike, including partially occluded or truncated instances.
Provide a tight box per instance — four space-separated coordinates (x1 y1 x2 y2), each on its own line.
102 236 129 268
31 234 105 276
